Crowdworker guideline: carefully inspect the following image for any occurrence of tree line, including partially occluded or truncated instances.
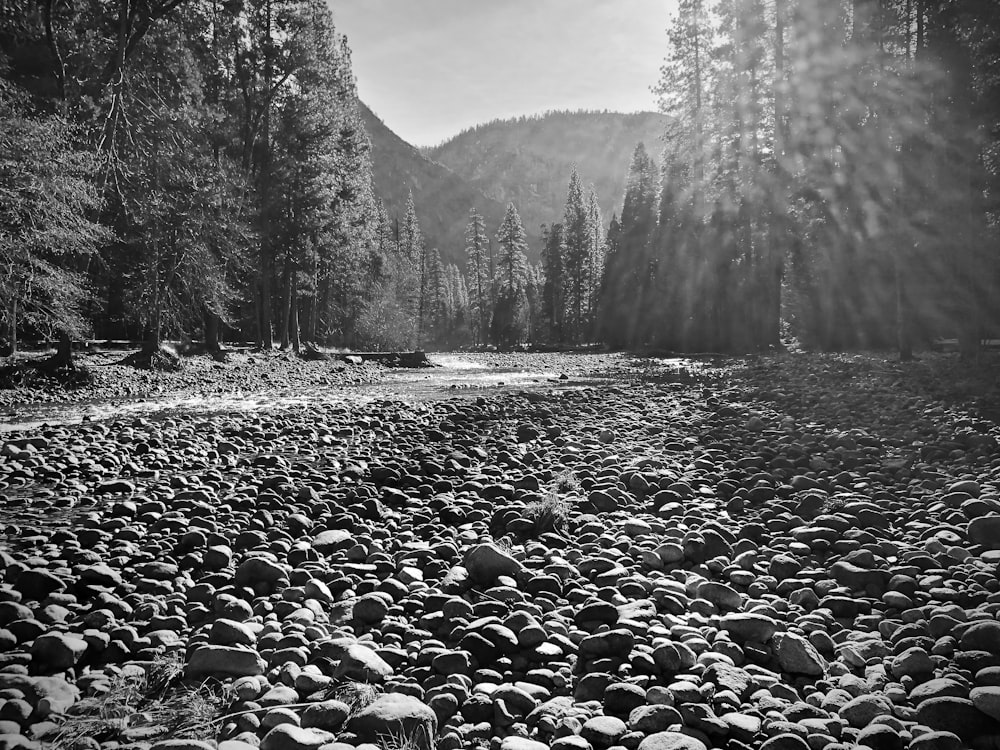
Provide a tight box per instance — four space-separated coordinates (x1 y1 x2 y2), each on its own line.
1 0 419 356
620 0 1000 356
3 0 998 357
423 0 1000 357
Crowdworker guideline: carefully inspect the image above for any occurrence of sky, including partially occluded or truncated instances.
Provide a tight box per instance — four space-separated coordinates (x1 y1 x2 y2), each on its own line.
328 0 677 147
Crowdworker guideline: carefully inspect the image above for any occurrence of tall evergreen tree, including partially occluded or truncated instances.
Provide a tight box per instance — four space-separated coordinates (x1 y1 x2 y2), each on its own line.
0 84 111 355
560 169 590 343
540 222 565 343
493 203 530 348
399 190 424 336
465 207 491 346
598 142 657 348
585 186 607 334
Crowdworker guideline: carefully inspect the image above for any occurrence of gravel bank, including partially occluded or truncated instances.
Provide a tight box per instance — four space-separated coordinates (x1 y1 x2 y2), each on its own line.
0 352 998 750
0 350 387 410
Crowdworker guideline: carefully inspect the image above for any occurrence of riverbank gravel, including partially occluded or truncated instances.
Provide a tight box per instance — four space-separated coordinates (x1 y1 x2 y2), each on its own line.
0 352 998 750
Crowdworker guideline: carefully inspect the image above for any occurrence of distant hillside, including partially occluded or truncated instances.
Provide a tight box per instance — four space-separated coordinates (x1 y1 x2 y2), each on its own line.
360 102 507 268
426 110 672 246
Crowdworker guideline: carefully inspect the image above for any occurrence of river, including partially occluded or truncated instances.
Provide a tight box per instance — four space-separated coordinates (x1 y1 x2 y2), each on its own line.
0 353 612 434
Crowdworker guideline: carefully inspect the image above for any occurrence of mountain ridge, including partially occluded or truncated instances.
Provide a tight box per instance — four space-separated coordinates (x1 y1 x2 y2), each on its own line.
360 105 672 266
360 101 508 268
428 109 672 243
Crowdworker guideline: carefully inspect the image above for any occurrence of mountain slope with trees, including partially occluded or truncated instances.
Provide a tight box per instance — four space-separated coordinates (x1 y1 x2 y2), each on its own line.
360 102 506 269
427 110 671 247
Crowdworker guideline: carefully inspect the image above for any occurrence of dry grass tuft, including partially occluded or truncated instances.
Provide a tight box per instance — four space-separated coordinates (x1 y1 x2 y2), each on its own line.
552 469 580 494
332 680 382 715
378 722 433 750
50 652 227 749
523 491 571 536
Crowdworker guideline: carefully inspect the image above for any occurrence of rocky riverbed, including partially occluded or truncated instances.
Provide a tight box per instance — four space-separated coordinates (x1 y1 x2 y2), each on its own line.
0 352 999 750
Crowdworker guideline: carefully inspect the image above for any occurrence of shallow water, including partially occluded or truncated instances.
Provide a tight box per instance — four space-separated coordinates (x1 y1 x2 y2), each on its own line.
0 355 604 434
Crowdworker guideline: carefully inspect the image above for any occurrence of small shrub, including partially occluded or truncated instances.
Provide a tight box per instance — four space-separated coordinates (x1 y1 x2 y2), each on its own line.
523 491 570 536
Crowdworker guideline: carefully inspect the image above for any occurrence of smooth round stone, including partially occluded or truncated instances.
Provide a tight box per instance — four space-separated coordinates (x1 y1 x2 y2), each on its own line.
909 731 965 750
210 619 257 646
696 581 741 610
968 515 1000 550
760 734 810 750
720 613 778 642
581 716 628 749
151 742 217 750
908 678 967 704
551 737 594 750
636 732 707 750
501 739 549 750
839 694 893 728
890 647 934 679
971 686 1000 721
916 696 1000 741
301 700 350 731
856 723 905 750
773 632 825 676
261 707 301 729
259 724 337 750
959 620 1000 654
346 693 437 750
628 705 683 733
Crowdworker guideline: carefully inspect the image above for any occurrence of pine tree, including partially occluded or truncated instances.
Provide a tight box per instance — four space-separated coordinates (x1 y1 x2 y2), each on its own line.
493 203 530 348
598 142 657 348
399 190 424 340
0 85 110 355
585 186 606 333
540 222 565 343
560 169 590 344
321 35 381 348
424 247 446 344
358 200 417 348
465 207 491 346
654 0 711 185
443 263 470 346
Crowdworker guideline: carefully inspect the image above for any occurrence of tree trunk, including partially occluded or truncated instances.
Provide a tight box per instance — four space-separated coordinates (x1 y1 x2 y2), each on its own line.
7 299 17 357
144 257 162 355
895 252 913 361
279 263 291 349
290 274 301 353
204 305 221 354
37 330 73 371
256 0 274 350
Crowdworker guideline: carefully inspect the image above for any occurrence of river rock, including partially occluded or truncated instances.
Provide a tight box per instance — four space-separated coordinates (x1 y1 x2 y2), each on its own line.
334 644 393 682
968 515 1000 549
186 645 265 679
637 732 708 750
30 632 86 671
773 632 826 676
971 686 1000 721
346 693 437 750
259 724 337 750
721 613 778 642
959 620 1000 654
916 696 1000 741
464 543 525 584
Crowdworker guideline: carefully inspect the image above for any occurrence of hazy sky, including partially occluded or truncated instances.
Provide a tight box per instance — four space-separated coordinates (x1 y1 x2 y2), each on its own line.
329 1 677 146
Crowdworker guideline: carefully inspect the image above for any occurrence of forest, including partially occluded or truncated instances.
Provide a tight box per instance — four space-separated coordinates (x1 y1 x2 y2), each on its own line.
1 0 999 358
